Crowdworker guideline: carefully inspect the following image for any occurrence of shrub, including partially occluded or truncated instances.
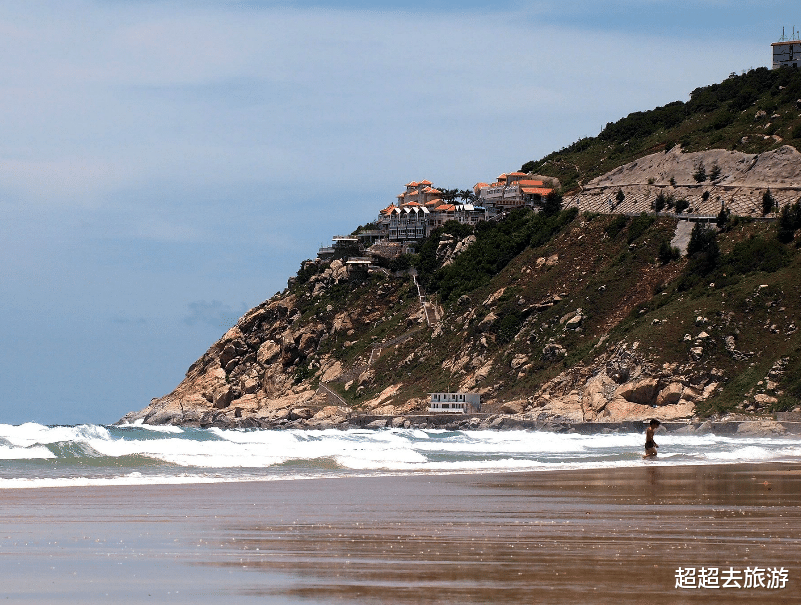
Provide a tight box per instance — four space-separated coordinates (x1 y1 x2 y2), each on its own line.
709 164 722 180
716 206 731 230
605 215 629 239
686 222 719 274
762 189 776 215
675 198 690 213
658 240 681 264
724 235 789 274
627 213 656 243
652 194 666 212
543 189 563 216
693 163 707 183
777 201 801 243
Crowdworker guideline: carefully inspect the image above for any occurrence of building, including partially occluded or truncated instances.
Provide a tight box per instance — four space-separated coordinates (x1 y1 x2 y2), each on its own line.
377 180 487 242
476 172 553 217
428 392 481 414
772 29 801 69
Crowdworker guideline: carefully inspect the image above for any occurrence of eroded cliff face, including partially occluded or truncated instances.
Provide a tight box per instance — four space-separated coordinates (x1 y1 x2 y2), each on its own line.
120 147 801 429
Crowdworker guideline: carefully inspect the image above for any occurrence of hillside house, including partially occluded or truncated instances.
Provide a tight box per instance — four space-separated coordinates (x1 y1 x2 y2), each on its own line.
428 392 481 414
476 172 553 216
377 180 487 242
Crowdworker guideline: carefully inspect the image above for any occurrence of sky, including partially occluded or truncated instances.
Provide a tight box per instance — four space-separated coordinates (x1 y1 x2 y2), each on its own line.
0 0 794 425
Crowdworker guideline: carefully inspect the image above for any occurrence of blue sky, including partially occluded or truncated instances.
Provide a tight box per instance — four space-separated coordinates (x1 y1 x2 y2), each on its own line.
0 0 792 424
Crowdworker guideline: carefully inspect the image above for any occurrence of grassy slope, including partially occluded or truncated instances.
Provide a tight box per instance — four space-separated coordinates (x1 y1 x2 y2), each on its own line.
521 67 801 192
281 69 801 418
289 209 801 417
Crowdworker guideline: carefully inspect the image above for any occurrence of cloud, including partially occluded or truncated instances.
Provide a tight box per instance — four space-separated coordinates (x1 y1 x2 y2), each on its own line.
183 300 250 329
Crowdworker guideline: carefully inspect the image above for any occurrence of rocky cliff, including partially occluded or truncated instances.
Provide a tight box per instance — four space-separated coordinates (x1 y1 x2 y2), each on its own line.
120 172 801 428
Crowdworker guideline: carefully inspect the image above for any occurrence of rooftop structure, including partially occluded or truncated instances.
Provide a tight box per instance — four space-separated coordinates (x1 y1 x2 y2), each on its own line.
773 28 801 69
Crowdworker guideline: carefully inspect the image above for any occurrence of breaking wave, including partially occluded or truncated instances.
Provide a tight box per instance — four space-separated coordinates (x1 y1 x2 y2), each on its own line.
0 422 799 488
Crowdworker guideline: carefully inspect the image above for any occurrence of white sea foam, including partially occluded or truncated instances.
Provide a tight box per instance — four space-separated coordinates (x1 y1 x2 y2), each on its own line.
1 424 800 488
118 420 184 433
0 423 111 447
0 444 55 460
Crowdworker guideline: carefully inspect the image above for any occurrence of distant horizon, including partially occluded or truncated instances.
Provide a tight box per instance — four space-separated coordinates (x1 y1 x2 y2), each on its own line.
0 0 785 425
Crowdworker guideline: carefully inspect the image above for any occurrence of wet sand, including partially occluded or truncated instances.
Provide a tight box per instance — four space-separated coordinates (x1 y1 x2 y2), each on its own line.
1 463 799 604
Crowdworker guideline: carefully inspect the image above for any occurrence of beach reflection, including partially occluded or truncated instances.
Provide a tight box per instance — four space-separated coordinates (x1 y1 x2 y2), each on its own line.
206 465 801 604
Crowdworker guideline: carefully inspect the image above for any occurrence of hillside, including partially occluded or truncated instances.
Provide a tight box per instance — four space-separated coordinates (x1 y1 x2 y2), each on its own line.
120 69 801 430
121 204 801 429
522 67 801 193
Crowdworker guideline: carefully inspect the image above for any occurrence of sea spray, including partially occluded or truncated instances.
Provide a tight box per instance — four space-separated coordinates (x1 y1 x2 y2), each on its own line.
1 423 800 488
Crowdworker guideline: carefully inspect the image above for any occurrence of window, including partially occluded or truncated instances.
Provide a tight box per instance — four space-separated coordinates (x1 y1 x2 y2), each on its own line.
443 404 449 409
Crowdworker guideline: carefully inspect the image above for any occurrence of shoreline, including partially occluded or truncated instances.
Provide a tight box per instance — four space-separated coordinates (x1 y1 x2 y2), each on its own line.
2 463 800 604
122 414 801 437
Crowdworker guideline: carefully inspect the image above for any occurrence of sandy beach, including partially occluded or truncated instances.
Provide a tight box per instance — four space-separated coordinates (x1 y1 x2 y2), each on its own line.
1 463 799 604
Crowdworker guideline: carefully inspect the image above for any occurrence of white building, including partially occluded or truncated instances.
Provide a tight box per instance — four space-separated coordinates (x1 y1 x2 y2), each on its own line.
428 392 481 414
772 30 801 69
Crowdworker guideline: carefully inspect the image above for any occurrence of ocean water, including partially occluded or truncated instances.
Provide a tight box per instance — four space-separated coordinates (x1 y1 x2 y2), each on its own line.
1 421 801 489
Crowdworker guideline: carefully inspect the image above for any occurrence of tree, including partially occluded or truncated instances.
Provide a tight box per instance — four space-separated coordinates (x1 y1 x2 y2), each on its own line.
652 192 666 212
686 222 719 274
762 189 776 215
615 188 625 205
716 205 730 230
709 164 722 181
658 240 681 264
693 162 707 183
777 201 801 243
542 189 563 216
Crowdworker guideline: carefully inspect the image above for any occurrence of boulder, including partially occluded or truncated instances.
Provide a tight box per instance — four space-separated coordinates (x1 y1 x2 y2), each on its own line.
256 340 281 366
615 378 659 405
754 393 778 406
499 401 524 414
289 407 314 421
478 312 498 331
358 369 375 386
510 354 529 370
542 343 567 362
655 382 684 406
320 360 343 382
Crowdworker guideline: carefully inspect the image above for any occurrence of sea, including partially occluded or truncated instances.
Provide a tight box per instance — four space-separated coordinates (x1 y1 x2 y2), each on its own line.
1 422 801 489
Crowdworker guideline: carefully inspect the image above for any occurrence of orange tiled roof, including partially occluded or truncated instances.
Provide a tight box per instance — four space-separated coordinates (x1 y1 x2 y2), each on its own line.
428 188 441 194
497 173 507 181
406 181 419 187
404 201 422 206
419 180 432 185
508 172 527 177
435 204 456 212
425 199 442 206
521 187 553 195
380 204 396 215
518 180 545 187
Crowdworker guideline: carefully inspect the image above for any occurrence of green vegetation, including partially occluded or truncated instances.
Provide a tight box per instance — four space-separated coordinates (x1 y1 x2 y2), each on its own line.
521 68 801 191
777 200 801 243
415 207 578 304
